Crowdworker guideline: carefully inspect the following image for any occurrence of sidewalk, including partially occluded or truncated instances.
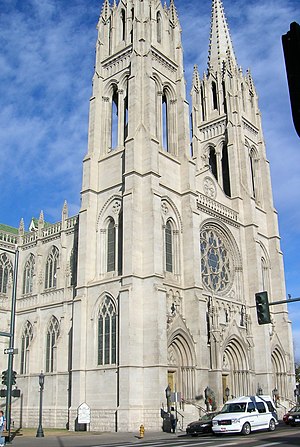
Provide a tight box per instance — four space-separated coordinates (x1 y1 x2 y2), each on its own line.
5 428 183 447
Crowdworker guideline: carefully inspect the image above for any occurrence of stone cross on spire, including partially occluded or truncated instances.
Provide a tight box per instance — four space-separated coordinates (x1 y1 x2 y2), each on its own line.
208 0 237 73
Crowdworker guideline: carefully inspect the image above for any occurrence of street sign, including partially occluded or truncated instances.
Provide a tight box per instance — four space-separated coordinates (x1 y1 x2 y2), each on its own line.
4 348 18 354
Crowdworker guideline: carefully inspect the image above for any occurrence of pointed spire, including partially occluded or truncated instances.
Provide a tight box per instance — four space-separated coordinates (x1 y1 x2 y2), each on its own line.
208 0 237 73
169 0 179 26
19 218 24 236
62 200 68 221
192 65 201 91
100 0 111 22
39 210 44 225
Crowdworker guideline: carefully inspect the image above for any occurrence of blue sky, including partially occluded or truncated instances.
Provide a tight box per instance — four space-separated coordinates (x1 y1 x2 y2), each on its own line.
0 0 300 358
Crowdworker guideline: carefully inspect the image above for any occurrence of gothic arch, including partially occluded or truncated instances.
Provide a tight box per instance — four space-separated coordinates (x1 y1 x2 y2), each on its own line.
161 197 182 275
96 195 122 276
222 336 250 398
168 326 196 400
271 345 287 399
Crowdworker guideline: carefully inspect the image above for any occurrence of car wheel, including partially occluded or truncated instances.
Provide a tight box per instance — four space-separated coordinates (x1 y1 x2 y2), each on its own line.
269 419 276 431
241 422 251 435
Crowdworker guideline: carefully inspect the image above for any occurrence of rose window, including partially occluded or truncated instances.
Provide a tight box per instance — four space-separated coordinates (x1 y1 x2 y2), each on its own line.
200 228 233 293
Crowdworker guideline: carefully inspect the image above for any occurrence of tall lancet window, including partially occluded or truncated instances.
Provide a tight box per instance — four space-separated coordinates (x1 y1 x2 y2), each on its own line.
222 143 231 197
212 81 218 110
209 147 218 180
20 320 33 374
121 9 126 41
124 94 128 144
249 148 256 198
165 220 173 272
111 86 119 149
46 316 60 373
98 296 117 365
162 92 169 151
157 12 162 43
23 253 35 295
0 253 13 294
201 86 206 121
107 218 116 272
45 246 59 289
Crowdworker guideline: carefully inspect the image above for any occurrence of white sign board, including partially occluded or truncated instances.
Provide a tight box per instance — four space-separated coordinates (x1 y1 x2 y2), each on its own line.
77 402 91 424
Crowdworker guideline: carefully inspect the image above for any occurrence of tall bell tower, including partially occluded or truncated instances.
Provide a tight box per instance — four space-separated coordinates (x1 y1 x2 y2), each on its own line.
72 0 192 431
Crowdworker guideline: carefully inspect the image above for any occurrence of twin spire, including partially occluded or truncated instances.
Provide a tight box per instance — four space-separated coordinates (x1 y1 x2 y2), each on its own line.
208 0 237 72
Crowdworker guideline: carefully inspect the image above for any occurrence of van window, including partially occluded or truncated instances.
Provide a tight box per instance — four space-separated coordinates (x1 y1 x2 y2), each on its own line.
256 402 266 413
247 402 256 413
220 403 247 413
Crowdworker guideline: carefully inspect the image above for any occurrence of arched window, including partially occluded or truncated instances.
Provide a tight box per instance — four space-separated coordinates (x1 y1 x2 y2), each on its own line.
222 143 231 196
165 220 173 272
162 92 169 151
0 253 13 294
45 246 59 289
46 316 60 373
98 296 117 365
124 94 128 143
107 218 116 272
157 12 162 43
111 86 119 149
201 85 206 121
209 147 218 180
222 81 227 114
212 81 218 110
121 9 126 41
20 321 33 374
23 253 35 295
249 148 256 198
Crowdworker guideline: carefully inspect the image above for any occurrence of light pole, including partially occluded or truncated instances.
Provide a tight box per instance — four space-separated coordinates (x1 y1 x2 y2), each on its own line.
0 246 19 440
36 372 45 437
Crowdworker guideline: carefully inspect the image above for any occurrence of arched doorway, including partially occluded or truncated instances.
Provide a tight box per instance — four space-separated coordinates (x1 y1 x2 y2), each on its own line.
168 330 196 400
222 338 250 400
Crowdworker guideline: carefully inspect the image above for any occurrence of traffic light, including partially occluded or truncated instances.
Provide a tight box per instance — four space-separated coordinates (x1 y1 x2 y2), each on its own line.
1 370 8 386
282 22 300 138
12 370 17 385
255 291 271 325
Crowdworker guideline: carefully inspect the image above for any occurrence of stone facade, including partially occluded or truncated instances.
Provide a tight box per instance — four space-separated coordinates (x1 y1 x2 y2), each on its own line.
0 0 295 432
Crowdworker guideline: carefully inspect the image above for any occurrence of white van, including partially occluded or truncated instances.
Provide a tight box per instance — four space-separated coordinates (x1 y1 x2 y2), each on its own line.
212 395 278 435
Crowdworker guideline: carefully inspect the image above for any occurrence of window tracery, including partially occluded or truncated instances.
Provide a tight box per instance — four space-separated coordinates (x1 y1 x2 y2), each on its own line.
200 226 233 294
46 316 60 373
45 246 59 289
20 320 33 374
0 253 13 294
98 295 117 365
23 253 35 295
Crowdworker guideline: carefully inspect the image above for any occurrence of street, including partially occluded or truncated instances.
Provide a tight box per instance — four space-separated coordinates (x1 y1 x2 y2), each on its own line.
8 424 300 447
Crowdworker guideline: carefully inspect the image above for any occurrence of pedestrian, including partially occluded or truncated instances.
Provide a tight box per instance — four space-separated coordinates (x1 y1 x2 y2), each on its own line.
170 411 177 433
0 410 6 447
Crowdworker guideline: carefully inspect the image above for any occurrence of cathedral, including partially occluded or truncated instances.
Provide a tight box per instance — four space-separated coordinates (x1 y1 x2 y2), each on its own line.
0 0 295 432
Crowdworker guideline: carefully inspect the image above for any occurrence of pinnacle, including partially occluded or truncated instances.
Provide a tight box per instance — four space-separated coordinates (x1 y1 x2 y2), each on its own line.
208 0 237 73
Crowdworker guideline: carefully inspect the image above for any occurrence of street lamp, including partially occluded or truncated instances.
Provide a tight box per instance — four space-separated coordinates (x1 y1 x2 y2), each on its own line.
225 387 230 401
36 371 45 437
